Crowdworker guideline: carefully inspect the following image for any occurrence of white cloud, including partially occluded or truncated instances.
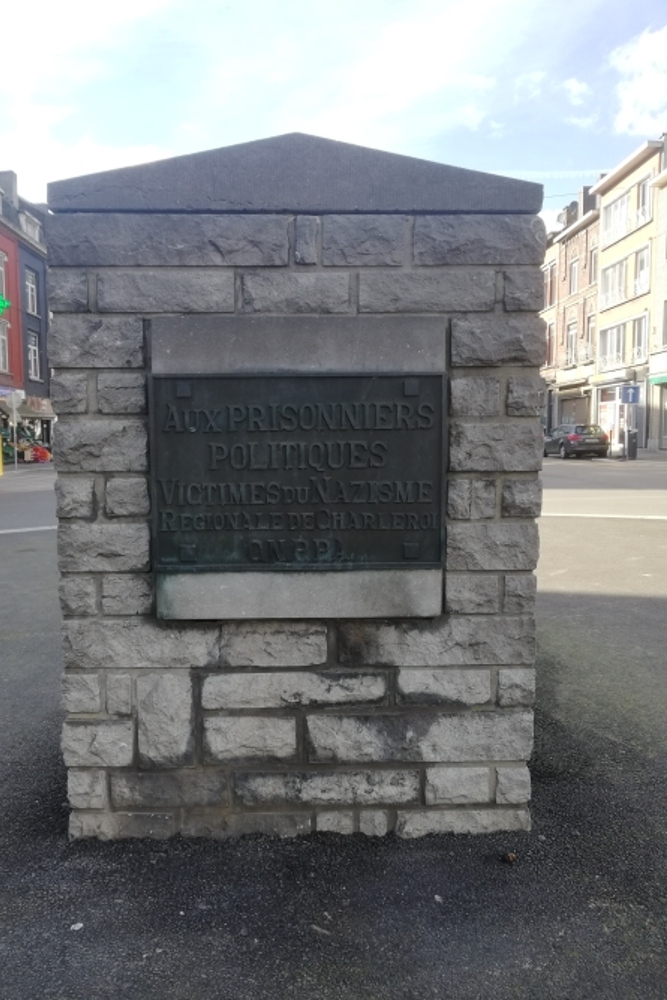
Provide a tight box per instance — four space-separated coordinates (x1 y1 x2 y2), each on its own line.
514 71 546 103
562 78 591 106
610 25 667 136
566 114 599 129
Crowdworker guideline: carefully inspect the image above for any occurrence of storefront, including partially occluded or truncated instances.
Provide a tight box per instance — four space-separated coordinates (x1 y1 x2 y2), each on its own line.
596 382 646 456
647 374 667 450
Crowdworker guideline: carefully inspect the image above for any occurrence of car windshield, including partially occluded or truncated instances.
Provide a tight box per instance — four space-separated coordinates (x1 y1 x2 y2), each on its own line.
574 425 603 434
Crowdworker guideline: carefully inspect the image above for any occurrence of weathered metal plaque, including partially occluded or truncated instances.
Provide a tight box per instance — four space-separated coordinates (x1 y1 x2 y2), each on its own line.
150 374 444 572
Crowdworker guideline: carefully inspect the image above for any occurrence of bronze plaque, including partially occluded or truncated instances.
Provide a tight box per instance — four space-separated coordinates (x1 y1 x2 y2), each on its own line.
149 374 444 571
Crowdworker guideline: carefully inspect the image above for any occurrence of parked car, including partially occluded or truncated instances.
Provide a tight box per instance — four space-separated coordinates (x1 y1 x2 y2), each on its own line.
544 423 609 459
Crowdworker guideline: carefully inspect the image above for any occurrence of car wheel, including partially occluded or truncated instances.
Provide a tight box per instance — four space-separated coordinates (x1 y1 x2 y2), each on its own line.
559 442 568 459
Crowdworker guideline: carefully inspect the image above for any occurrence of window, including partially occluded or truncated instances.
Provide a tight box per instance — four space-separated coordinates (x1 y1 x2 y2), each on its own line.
566 321 577 365
631 315 648 363
569 259 579 295
637 178 652 225
602 192 630 245
19 213 42 242
25 269 38 315
543 262 557 307
545 322 555 366
634 247 650 296
589 247 598 284
0 251 7 299
599 323 625 369
0 319 8 372
663 300 667 348
27 332 40 380
601 260 627 309
581 314 595 363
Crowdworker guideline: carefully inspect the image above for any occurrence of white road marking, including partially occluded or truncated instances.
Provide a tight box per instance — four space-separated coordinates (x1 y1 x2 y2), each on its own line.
0 525 57 535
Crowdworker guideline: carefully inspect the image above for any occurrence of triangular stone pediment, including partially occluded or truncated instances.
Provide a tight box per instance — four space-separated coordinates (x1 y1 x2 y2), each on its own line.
47 133 541 214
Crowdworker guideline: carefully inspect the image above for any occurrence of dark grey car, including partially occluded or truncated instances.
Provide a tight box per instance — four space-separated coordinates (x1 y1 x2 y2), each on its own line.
544 423 609 459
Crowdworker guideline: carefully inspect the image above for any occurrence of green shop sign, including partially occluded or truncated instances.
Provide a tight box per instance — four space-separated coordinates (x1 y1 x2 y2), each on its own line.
0 295 10 313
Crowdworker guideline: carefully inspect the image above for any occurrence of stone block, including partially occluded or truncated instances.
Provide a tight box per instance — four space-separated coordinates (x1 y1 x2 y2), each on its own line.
202 671 385 710
451 315 545 367
316 811 354 834
102 575 153 616
105 477 150 517
359 270 495 312
110 770 228 808
446 479 496 520
295 216 319 264
234 769 419 806
359 810 390 836
444 574 499 614
396 807 530 837
69 811 120 840
450 377 500 417
181 811 311 839
220 622 326 667
136 673 194 767
62 720 134 767
98 269 235 313
447 523 539 571
397 669 491 706
67 769 108 810
62 673 102 714
504 269 544 311
498 668 536 707
62 618 219 671
54 419 147 473
59 576 98 616
204 717 296 763
503 574 537 614
69 811 177 840
501 479 543 518
106 673 133 715
449 422 543 472
58 523 150 573
496 765 531 804
47 213 289 267
307 711 533 763
50 373 88 414
506 375 545 416
339 615 535 667
241 273 350 313
322 215 406 265
55 477 95 518
425 766 490 805
413 215 546 266
97 373 146 415
47 269 89 312
49 315 144 368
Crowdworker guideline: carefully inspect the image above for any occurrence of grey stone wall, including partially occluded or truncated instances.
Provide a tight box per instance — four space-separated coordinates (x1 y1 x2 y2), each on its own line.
48 144 545 840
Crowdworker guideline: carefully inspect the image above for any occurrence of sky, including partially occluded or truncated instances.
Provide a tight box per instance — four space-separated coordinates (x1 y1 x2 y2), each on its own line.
3 0 667 229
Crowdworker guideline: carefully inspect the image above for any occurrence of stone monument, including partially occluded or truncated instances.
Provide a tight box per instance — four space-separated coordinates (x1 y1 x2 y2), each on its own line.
47 133 545 839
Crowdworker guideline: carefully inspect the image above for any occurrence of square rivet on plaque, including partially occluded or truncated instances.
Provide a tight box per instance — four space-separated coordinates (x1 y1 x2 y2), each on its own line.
176 380 192 399
403 543 419 560
179 545 197 562
403 378 420 397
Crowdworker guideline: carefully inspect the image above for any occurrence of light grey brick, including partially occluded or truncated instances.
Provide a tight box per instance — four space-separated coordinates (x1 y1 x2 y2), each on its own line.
181 811 311 839
62 673 102 714
425 766 490 805
504 269 544 311
447 523 539 572
450 377 500 417
97 373 146 414
451 315 545 367
110 770 228 808
62 618 219 671
49 315 144 368
445 574 500 614
339 615 535 667
55 476 95 518
397 669 491 706
47 269 89 312
54 419 147 473
220 622 326 667
58 523 150 573
316 811 354 834
498 668 536 707
234 770 419 806
98 269 235 313
204 717 296 763
359 270 495 312
307 711 534 763
62 720 134 767
47 213 289 267
59 575 98 616
413 215 546 266
506 374 546 416
503 573 537 613
359 810 390 836
202 671 385 710
69 811 177 840
322 215 406 265
396 807 530 837
295 216 319 264
106 673 133 715
68 811 121 840
447 479 496 520
450 422 543 472
241 273 350 313
67 769 108 810
496 765 531 804
137 673 194 767
102 575 153 616
50 373 88 414
501 479 543 518
105 477 150 517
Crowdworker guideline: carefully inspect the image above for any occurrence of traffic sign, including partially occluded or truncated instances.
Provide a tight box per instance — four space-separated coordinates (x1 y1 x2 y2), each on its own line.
621 385 640 404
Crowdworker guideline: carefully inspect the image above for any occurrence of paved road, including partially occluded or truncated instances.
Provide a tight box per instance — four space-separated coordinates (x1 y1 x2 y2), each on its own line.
1 459 666 999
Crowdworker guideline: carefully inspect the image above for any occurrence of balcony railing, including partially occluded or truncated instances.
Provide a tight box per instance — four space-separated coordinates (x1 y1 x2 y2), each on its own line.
578 346 594 364
600 287 626 310
601 206 652 249
631 344 648 364
633 273 650 297
599 352 624 371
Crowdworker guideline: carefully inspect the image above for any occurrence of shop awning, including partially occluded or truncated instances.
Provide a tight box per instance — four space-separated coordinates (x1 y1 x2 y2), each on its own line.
648 374 667 385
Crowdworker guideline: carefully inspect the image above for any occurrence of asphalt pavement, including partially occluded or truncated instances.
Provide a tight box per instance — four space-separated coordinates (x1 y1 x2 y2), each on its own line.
1 459 666 999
